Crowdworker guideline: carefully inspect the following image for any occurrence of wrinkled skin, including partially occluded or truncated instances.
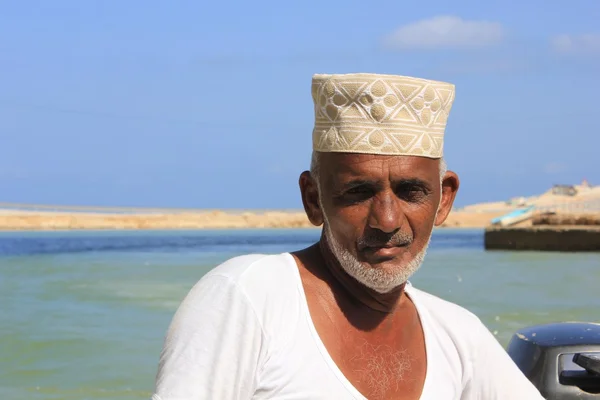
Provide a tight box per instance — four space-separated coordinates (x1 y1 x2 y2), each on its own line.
291 153 459 399
300 153 458 303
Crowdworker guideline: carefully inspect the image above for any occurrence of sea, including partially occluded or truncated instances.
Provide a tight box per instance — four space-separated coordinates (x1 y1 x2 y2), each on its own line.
1 228 599 400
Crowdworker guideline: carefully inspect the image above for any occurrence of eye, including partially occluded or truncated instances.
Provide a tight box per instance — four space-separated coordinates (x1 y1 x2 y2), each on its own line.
395 183 429 202
336 185 375 205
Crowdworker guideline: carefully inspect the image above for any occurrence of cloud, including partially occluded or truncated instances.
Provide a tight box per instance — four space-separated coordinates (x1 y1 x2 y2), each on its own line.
551 33 600 55
382 16 505 50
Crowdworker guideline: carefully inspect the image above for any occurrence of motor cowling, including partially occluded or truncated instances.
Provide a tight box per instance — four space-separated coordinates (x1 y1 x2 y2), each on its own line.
507 322 600 399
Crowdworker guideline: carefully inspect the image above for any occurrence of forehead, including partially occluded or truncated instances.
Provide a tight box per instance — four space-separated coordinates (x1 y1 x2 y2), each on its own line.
319 153 439 181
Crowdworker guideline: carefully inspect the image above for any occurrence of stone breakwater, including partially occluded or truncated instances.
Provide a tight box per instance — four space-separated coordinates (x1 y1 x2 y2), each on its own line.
0 210 502 231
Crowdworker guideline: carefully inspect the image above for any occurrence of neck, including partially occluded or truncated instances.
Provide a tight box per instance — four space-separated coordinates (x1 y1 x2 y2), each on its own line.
317 235 406 314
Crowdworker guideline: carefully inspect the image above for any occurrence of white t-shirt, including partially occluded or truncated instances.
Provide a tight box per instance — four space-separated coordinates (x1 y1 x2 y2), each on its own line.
152 253 543 400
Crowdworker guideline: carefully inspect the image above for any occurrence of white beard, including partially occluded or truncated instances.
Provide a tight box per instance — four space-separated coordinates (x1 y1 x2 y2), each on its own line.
323 221 431 294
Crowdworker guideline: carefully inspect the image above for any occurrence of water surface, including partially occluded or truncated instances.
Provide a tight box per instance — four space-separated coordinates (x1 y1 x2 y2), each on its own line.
1 229 598 399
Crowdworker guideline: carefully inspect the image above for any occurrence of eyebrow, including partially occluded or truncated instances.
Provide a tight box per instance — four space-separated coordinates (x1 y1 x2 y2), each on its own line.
338 177 432 191
341 179 380 190
395 178 432 190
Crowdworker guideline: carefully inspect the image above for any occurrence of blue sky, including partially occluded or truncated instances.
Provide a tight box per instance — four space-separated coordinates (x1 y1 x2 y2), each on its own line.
1 1 599 209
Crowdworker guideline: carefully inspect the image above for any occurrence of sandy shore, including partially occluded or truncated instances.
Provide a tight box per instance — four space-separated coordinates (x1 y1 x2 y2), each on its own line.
3 180 598 231
0 209 504 231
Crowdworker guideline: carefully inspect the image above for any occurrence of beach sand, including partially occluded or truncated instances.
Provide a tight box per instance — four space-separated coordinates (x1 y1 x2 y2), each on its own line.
3 181 598 231
0 209 503 231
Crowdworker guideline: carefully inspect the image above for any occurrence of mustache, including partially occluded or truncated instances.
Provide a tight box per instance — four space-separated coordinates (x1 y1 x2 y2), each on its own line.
357 230 413 249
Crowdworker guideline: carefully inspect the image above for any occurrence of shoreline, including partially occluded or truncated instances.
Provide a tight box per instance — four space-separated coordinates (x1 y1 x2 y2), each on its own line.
0 209 503 231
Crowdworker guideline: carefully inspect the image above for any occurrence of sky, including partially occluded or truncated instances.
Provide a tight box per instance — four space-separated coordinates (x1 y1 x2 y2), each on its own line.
1 0 599 210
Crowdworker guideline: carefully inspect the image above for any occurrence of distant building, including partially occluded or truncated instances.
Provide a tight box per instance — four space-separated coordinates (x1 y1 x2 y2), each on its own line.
506 196 528 206
551 184 577 196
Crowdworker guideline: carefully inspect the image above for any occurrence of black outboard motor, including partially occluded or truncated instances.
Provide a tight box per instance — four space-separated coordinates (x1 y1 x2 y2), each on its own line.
507 322 600 399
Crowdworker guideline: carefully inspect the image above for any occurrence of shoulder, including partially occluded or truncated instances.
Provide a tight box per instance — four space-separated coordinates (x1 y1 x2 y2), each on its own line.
201 252 299 295
202 253 274 281
407 284 483 331
165 252 302 346
190 252 304 332
406 284 489 367
408 285 543 398
188 253 304 349
154 255 279 399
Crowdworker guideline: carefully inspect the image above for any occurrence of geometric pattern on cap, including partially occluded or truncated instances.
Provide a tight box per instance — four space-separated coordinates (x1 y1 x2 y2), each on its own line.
311 73 456 158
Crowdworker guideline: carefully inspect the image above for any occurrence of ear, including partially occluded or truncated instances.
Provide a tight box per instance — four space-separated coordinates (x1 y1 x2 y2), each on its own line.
434 171 460 226
299 171 324 226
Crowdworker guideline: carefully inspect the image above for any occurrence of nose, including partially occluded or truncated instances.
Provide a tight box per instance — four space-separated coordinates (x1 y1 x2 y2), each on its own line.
367 190 405 234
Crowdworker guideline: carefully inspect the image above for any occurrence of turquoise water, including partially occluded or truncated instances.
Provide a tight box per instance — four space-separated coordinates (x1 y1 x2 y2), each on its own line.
1 229 599 399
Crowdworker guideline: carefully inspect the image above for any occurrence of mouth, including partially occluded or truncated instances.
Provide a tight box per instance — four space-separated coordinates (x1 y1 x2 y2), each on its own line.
361 243 408 259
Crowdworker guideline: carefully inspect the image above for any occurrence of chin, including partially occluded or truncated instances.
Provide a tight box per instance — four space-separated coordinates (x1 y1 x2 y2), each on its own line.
353 260 423 294
326 232 428 294
323 221 433 293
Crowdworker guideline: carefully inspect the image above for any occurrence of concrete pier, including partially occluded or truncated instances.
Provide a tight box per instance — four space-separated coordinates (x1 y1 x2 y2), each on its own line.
484 226 600 251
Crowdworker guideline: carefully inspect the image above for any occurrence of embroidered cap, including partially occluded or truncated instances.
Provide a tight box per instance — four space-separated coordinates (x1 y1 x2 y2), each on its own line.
311 73 455 158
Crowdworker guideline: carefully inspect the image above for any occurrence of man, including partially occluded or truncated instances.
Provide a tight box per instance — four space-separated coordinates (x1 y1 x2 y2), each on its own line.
152 73 543 399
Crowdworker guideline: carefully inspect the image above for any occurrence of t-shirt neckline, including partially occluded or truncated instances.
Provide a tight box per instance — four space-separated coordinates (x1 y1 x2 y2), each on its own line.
281 252 433 399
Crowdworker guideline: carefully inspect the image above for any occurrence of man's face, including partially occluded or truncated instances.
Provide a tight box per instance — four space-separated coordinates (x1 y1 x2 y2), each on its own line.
309 153 456 293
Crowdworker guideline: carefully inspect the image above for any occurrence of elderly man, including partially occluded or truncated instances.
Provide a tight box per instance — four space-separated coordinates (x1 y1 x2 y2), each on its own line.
152 73 543 399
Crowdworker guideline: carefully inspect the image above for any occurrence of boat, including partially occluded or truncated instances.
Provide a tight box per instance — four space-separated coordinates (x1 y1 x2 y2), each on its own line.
508 321 600 398
490 205 536 227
